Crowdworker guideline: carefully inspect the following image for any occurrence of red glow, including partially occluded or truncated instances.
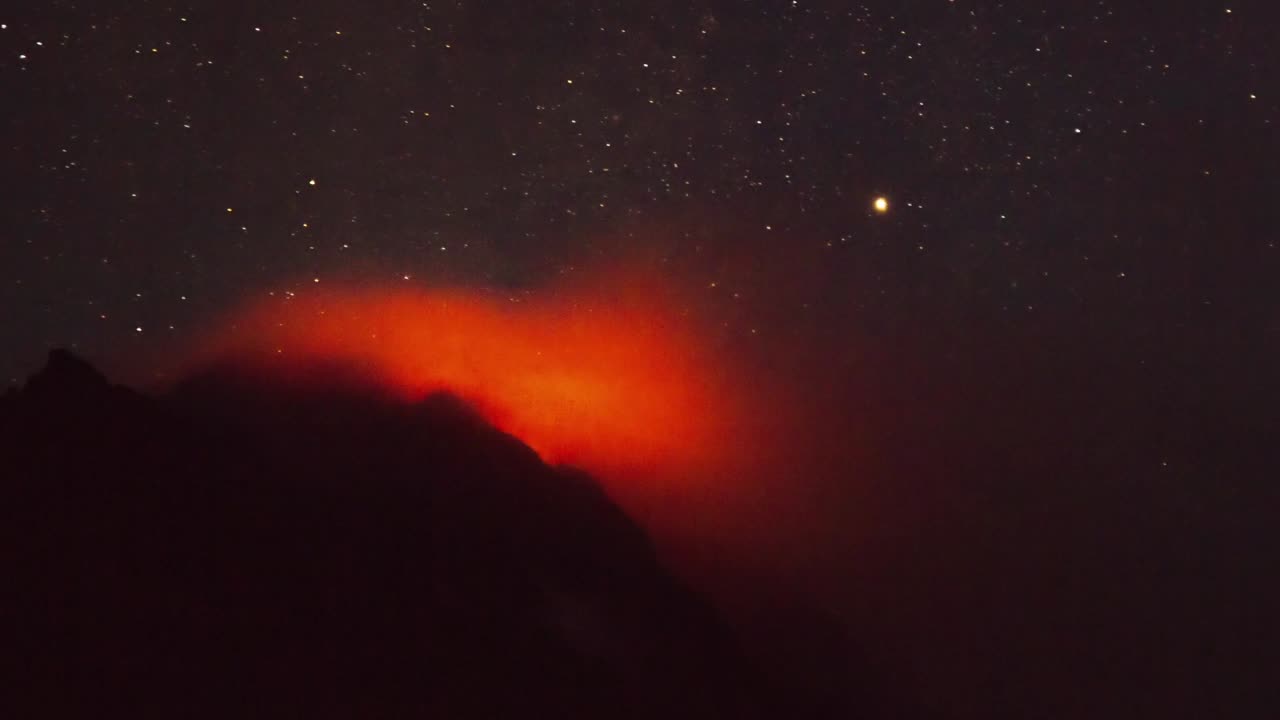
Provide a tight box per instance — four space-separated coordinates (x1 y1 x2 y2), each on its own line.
188 277 741 487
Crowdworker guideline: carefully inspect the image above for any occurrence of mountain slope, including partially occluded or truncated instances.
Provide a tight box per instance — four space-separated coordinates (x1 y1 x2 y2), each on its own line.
1 350 769 718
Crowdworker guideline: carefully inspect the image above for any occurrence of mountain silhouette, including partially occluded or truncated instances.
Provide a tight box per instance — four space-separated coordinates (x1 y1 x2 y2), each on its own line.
1 350 774 718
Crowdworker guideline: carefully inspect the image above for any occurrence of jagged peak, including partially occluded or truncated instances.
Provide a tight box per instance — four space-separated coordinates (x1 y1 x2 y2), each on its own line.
22 348 111 396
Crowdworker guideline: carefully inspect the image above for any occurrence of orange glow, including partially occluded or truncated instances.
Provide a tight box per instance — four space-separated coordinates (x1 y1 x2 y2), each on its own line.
187 277 740 486
167 270 852 578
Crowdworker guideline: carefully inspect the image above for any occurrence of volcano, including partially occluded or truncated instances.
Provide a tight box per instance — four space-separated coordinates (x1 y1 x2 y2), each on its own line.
1 349 776 718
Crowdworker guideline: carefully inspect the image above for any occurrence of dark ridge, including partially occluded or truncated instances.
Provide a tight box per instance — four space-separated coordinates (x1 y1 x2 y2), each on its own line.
0 351 780 719
21 347 111 397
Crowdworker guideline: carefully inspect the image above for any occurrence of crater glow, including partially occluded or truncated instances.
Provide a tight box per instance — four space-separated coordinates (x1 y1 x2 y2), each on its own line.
185 277 744 486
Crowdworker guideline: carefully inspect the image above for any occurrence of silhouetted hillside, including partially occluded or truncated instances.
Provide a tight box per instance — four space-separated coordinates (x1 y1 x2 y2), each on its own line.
1 350 772 718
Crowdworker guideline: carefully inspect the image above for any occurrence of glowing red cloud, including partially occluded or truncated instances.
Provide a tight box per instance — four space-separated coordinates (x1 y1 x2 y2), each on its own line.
170 271 852 583
187 277 744 490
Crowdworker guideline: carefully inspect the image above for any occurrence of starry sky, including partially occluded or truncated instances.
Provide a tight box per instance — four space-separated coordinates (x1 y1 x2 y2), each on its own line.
4 4 1279 711
1 1 1275 389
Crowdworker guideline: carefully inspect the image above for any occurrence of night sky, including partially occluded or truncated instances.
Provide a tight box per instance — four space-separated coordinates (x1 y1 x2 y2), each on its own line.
4 1 1274 385
4 2 1280 713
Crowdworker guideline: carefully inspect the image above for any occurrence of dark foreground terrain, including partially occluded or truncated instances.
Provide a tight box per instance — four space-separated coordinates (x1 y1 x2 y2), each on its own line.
4 347 1278 719
1 350 783 718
